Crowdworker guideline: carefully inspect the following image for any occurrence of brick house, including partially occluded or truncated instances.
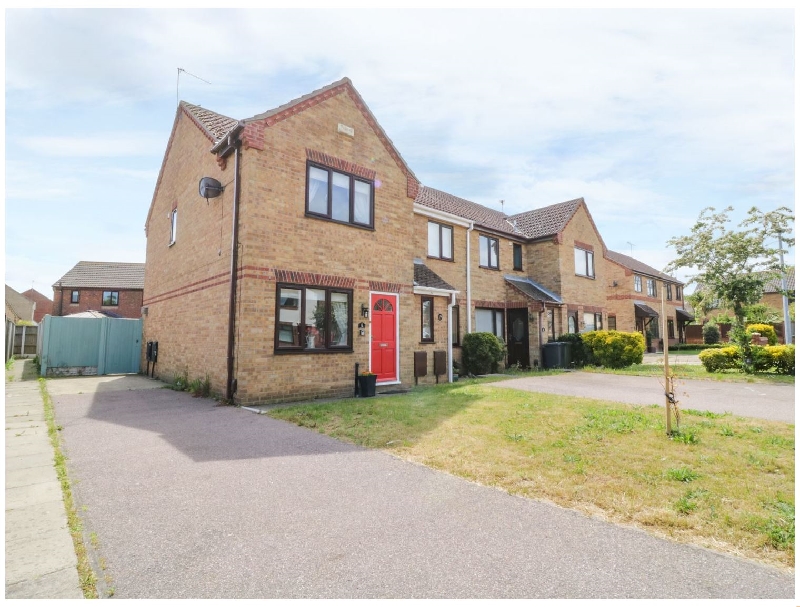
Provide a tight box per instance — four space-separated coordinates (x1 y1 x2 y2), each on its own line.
52 262 145 319
414 188 612 368
5 285 36 324
144 77 683 403
22 288 53 323
604 250 692 349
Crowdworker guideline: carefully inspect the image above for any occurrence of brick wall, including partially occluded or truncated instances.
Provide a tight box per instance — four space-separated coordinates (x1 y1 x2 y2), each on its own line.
145 88 423 404
22 289 53 323
52 287 143 319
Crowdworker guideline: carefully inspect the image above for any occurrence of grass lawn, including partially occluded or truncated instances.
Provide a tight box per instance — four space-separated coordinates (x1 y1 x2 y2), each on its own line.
580 364 795 385
270 379 794 570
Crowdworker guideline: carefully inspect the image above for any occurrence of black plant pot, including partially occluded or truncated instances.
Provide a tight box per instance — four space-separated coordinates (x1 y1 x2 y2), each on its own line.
358 374 377 397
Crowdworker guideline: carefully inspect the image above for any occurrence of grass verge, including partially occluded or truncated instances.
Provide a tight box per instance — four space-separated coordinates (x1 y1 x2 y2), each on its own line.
269 379 794 569
580 364 794 385
39 378 99 598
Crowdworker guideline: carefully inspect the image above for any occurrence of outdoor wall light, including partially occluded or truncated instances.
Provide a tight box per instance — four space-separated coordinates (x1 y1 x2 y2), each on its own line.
360 304 369 318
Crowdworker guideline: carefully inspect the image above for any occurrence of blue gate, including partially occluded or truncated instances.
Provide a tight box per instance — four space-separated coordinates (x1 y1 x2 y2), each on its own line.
40 316 142 376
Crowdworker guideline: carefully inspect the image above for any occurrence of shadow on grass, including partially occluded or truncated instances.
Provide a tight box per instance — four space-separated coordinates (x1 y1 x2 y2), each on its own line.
268 378 495 449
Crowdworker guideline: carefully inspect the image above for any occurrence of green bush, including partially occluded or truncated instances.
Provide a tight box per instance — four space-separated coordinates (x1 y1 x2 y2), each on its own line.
698 346 741 372
702 323 720 345
765 345 795 375
581 330 645 369
749 346 774 373
746 323 778 346
461 332 506 375
556 333 589 367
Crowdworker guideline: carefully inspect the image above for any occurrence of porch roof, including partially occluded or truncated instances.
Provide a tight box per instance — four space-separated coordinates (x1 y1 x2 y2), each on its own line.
675 308 695 322
413 261 456 292
634 302 659 318
505 276 562 304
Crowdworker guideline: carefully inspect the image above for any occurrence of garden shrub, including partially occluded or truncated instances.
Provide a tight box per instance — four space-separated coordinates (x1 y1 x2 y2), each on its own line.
765 345 795 375
581 330 644 369
702 323 720 345
746 323 778 346
749 346 774 373
461 332 506 375
698 346 740 372
556 333 589 367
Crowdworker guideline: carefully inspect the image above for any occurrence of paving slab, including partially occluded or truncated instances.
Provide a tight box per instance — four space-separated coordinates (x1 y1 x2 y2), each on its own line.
5 359 83 599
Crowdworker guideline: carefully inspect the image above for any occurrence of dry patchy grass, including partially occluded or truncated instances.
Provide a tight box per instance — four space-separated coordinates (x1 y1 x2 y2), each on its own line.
270 380 794 569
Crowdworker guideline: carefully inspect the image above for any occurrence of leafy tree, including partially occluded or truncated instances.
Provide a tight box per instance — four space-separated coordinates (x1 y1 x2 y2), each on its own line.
665 206 794 324
741 303 782 324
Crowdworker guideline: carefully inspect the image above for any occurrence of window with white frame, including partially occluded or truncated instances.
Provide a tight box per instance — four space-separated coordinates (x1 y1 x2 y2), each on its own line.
475 308 504 339
427 221 453 260
479 235 499 269
634 275 642 292
582 312 595 332
647 279 657 297
574 247 594 278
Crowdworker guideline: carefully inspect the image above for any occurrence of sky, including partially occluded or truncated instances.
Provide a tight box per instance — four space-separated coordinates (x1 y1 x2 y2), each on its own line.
4 8 795 299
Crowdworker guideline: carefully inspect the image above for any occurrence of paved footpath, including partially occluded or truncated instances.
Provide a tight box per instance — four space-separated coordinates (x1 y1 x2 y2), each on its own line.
5 360 83 599
50 376 793 599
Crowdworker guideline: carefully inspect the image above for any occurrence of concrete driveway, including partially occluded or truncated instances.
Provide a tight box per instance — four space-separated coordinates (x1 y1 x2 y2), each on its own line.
49 375 793 599
494 372 795 423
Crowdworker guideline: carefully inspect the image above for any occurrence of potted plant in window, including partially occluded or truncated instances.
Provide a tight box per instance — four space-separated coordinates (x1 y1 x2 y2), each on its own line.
358 371 377 397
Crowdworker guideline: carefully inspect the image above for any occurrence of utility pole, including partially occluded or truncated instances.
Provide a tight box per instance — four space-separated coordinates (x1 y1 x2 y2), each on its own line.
778 230 792 345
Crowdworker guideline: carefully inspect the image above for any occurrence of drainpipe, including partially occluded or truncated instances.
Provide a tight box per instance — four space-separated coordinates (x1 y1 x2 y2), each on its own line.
211 122 245 402
447 291 456 382
466 221 474 333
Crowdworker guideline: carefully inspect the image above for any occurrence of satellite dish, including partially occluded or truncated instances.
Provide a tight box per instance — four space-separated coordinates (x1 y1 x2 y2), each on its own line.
199 177 224 199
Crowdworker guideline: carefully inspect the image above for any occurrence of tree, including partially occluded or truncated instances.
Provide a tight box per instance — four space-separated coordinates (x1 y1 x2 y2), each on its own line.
665 206 794 324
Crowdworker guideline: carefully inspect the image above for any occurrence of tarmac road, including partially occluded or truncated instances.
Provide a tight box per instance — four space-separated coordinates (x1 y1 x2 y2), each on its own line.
494 372 795 423
50 375 793 599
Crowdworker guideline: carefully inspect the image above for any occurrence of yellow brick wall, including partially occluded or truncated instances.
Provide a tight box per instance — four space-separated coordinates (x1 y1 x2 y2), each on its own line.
143 111 233 393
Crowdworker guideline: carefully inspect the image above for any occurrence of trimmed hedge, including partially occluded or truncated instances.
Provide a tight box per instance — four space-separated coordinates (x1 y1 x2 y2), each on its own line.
581 330 645 369
746 323 778 346
761 345 795 375
461 332 506 375
698 346 741 372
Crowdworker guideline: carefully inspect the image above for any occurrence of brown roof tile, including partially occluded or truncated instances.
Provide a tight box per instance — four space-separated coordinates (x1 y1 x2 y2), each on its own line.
606 250 680 284
54 262 145 290
415 187 520 236
508 198 583 240
181 102 239 142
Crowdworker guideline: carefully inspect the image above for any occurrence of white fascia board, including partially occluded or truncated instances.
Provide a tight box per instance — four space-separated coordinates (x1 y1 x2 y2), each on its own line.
413 286 459 297
413 204 473 228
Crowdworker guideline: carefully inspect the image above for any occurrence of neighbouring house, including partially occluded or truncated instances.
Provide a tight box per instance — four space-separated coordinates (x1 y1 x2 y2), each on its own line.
604 251 692 349
761 267 795 312
5 285 37 360
143 77 684 404
5 285 36 324
22 288 53 323
52 261 145 319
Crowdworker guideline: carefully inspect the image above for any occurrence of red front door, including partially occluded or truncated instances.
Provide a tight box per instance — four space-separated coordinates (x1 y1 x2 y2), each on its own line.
370 294 397 382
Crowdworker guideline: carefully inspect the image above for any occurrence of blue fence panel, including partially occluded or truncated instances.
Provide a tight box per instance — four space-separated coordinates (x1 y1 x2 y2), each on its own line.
44 317 102 369
102 318 142 374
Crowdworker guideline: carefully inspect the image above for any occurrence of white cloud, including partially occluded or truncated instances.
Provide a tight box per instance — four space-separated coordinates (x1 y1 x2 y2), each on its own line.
22 133 165 157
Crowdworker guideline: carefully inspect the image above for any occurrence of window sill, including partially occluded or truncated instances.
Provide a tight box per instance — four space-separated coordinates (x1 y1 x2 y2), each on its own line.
274 348 354 355
305 213 375 232
575 274 595 280
479 265 500 271
427 255 454 263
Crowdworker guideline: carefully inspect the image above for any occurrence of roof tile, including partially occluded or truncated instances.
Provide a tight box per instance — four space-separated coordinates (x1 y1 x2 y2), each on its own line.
606 250 680 284
54 262 145 290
